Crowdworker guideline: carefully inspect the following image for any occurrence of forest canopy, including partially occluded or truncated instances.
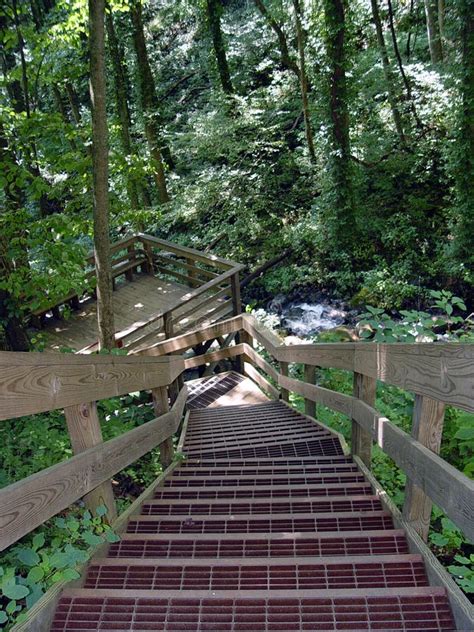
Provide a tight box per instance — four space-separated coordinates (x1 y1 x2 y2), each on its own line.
0 0 473 350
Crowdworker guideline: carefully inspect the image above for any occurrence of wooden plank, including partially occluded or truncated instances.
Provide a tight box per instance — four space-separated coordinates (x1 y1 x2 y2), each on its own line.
278 373 354 417
352 399 474 541
242 343 279 382
304 364 316 417
354 455 474 632
402 395 446 540
354 343 474 412
153 263 205 288
244 362 280 399
154 254 217 280
240 314 281 358
0 353 183 420
138 233 242 270
151 385 173 468
132 315 243 356
172 285 231 326
351 372 376 468
64 402 117 522
0 386 187 551
278 343 356 370
230 271 242 315
184 344 244 369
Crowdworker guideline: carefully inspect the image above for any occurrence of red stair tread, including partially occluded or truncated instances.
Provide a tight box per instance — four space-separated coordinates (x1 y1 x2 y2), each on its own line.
51 393 455 631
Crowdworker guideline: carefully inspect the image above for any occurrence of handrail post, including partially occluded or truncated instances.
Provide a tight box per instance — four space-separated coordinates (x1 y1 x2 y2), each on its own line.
151 385 174 468
230 271 242 316
351 372 376 468
125 244 134 281
64 401 117 523
402 394 446 541
186 257 199 288
164 311 173 339
280 361 289 402
304 364 316 417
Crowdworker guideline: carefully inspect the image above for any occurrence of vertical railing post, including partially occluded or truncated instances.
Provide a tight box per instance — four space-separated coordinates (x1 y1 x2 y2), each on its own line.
163 311 174 339
64 401 117 522
304 364 316 417
151 385 174 468
143 238 154 274
402 394 445 541
230 271 242 316
124 244 134 281
186 257 199 288
280 361 289 402
351 372 376 468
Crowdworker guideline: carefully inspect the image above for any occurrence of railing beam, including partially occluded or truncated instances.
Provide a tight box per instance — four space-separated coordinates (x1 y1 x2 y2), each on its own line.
403 394 446 541
304 364 316 417
351 372 376 468
64 401 117 523
151 385 174 468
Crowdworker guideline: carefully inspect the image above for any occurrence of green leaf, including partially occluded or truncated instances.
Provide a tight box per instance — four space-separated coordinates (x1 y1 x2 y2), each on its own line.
27 567 45 583
95 505 107 517
60 568 80 581
82 531 103 546
32 533 46 550
0 611 8 624
454 427 474 440
2 584 30 600
16 548 40 567
105 530 121 543
26 583 44 609
6 599 17 615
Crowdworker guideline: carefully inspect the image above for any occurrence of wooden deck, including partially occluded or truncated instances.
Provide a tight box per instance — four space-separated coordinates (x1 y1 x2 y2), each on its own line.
50 373 455 632
41 274 232 353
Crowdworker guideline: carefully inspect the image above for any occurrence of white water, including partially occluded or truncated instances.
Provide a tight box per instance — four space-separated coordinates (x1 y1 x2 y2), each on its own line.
281 302 346 336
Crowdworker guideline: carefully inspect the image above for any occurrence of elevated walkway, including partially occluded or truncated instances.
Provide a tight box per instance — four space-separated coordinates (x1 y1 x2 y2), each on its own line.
51 376 454 631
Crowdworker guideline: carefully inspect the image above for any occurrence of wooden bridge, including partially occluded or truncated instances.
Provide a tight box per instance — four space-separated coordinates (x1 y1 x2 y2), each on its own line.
1 312 473 630
28 233 243 353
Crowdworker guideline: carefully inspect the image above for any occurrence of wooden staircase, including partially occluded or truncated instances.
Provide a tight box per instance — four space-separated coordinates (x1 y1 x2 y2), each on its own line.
50 382 455 632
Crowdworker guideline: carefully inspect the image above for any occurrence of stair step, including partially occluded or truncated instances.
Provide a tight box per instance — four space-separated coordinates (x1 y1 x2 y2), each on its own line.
180 455 354 467
126 510 394 535
140 495 382 516
52 587 454 632
107 529 410 559
84 554 428 591
153 482 372 500
185 437 344 460
164 472 366 487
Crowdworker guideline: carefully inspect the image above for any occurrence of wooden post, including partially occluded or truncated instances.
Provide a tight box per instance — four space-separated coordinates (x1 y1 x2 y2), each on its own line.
351 372 376 468
230 271 242 316
125 245 134 281
186 257 199 288
163 311 173 340
143 241 154 274
403 394 446 541
304 364 316 417
64 401 117 522
151 385 174 468
280 361 289 402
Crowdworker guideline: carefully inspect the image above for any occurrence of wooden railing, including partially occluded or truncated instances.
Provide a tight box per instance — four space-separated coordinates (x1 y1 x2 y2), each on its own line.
145 313 474 545
0 350 187 552
28 233 244 351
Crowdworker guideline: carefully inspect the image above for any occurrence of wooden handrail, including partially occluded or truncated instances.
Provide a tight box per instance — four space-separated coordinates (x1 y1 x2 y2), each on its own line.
0 386 187 551
133 314 474 543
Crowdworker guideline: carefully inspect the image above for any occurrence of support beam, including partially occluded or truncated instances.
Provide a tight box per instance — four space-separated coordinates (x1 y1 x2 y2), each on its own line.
280 361 289 402
304 364 316 417
64 401 117 522
403 394 446 540
351 372 376 468
151 386 173 468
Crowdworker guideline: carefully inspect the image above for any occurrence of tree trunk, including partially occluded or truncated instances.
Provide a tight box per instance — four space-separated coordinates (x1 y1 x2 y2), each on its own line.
387 0 423 130
423 0 443 63
370 0 406 145
130 0 170 204
89 0 115 350
206 0 233 94
105 11 140 209
323 0 355 251
253 0 301 79
292 0 316 162
453 0 474 271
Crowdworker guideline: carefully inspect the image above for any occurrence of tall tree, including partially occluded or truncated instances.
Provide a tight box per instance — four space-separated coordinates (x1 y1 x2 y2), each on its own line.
89 0 115 350
323 0 355 252
452 0 474 274
292 0 315 162
423 0 443 63
130 0 170 204
105 10 140 209
370 0 406 145
206 0 233 94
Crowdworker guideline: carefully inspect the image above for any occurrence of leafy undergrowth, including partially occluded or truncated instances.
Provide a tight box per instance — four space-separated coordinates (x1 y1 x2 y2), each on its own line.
0 391 169 629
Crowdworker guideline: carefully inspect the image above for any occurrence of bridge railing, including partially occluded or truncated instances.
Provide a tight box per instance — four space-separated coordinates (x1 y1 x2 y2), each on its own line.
0 350 187 552
143 313 474 546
